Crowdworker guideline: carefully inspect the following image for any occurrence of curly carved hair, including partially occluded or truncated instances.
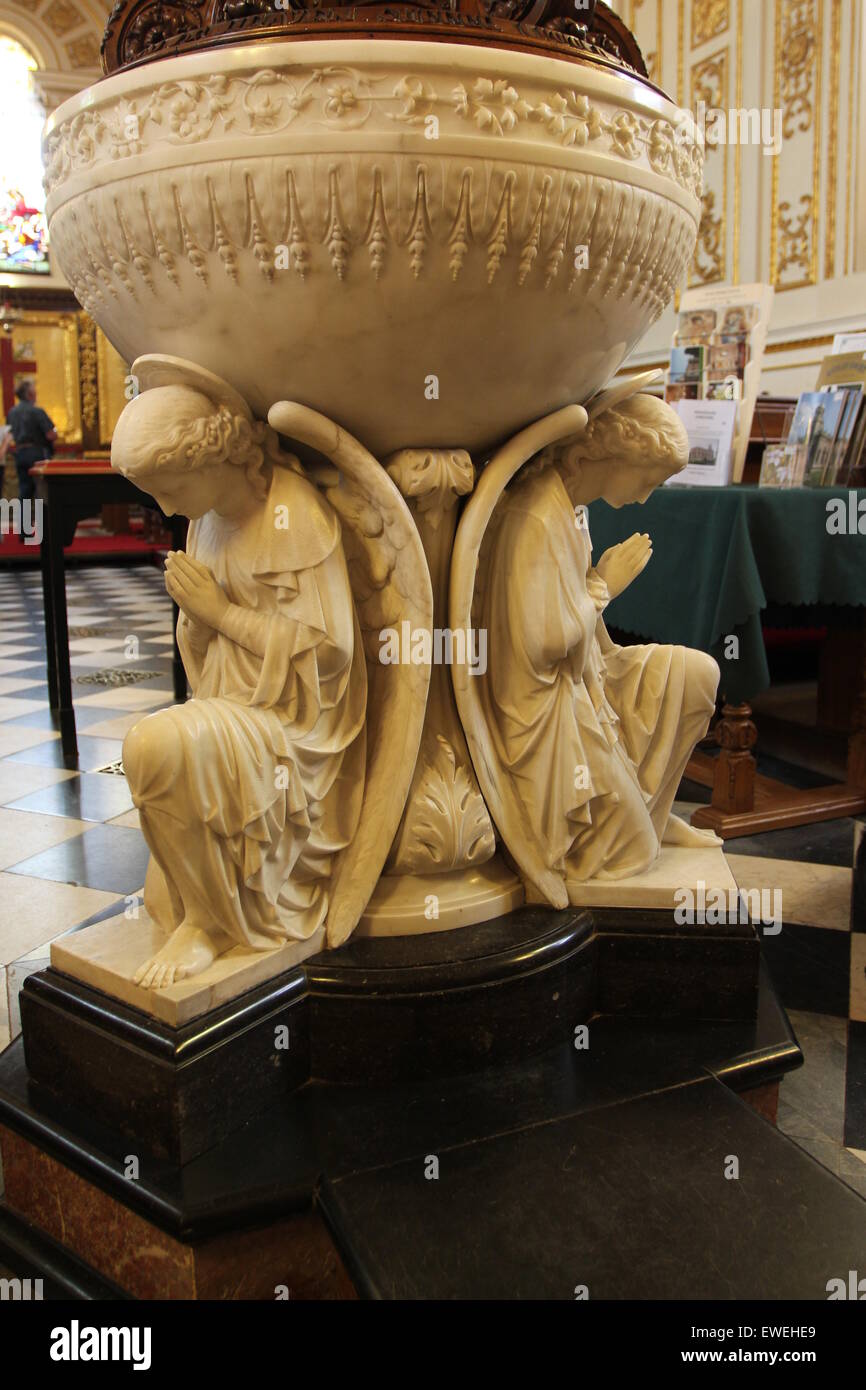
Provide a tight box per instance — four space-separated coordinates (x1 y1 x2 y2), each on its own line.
154 406 270 501
520 394 688 485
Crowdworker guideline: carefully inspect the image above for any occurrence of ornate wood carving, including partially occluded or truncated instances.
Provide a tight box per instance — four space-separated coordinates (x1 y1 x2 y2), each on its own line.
100 1 651 87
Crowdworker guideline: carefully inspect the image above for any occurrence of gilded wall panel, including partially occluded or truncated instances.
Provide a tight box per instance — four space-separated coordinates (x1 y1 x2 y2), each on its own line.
7 313 81 443
771 0 824 290
690 48 728 284
692 0 729 48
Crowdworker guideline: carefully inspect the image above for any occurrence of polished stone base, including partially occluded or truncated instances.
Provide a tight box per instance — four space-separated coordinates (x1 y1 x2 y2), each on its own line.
20 902 760 1163
10 898 855 1301
4 958 858 1301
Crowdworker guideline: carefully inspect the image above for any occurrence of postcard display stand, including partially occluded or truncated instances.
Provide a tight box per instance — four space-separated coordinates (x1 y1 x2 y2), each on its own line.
667 283 774 483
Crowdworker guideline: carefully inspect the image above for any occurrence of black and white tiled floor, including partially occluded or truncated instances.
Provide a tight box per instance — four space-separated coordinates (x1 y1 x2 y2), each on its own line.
0 562 863 1199
0 563 178 1045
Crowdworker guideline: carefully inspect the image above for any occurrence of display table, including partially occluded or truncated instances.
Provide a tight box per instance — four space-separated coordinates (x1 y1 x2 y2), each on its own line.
588 485 866 837
33 462 187 761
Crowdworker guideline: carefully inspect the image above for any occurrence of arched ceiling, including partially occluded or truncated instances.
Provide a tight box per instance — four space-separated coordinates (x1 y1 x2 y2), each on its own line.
0 0 107 111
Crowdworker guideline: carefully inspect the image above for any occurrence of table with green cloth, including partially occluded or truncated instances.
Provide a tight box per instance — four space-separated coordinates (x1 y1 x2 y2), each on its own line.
586 486 866 703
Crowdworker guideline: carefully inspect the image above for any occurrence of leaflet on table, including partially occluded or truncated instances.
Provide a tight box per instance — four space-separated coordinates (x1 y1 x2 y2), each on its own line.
667 399 738 487
664 283 774 482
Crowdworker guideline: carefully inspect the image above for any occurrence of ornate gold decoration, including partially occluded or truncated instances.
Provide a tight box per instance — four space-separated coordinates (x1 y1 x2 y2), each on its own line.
690 48 728 284
7 312 82 444
733 0 743 281
45 2 85 38
95 327 131 445
77 310 98 431
693 189 724 283
776 194 814 280
771 0 823 290
677 0 685 103
825 0 841 280
692 0 730 49
780 7 817 137
845 0 861 273
65 35 100 69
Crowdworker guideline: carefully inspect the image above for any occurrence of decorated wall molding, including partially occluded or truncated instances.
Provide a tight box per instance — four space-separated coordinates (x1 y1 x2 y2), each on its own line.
611 0 866 397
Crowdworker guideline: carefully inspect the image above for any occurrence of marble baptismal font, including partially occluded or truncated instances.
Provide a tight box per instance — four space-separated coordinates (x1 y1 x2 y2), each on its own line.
37 0 731 1023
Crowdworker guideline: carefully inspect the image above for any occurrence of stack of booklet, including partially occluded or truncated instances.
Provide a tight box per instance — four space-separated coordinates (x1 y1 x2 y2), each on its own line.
760 346 866 488
664 283 774 483
665 302 757 405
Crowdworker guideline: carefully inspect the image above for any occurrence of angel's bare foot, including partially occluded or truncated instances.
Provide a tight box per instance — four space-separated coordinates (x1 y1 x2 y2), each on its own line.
134 921 233 990
662 812 723 849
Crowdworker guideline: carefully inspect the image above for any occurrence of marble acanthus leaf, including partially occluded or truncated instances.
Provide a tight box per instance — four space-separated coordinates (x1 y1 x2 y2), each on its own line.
105 357 721 990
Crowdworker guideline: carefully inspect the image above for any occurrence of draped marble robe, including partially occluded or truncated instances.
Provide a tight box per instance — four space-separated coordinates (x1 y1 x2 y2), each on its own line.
125 464 367 947
482 466 718 882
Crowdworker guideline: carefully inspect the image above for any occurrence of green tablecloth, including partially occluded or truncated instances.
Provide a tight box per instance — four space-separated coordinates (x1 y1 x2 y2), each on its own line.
586 486 866 702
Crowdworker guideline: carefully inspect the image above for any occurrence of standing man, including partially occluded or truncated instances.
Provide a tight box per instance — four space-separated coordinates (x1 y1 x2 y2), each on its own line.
6 380 57 501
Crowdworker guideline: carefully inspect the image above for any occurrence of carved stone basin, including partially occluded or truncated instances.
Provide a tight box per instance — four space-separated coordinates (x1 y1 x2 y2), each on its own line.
43 38 702 456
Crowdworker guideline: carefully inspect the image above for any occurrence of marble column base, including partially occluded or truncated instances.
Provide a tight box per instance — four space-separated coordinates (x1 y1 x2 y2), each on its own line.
356 855 523 936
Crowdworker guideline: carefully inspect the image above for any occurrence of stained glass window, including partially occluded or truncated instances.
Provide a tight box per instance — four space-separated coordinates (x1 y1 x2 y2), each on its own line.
0 36 50 275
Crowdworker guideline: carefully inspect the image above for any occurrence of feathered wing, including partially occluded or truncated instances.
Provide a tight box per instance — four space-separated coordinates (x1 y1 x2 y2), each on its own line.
449 406 588 910
267 402 433 947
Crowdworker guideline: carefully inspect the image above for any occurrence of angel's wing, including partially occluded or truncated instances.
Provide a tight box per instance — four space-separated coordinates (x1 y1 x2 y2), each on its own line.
267 402 433 947
449 406 587 909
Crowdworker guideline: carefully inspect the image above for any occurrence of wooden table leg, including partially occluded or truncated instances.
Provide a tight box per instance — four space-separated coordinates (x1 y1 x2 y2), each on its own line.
45 495 77 761
688 700 866 838
712 703 758 810
39 495 60 712
846 620 866 790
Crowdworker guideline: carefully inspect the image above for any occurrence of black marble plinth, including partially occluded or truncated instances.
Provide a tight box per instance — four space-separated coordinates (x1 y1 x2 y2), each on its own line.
0 961 794 1244
7 958 863 1302
18 905 760 1163
20 967 310 1166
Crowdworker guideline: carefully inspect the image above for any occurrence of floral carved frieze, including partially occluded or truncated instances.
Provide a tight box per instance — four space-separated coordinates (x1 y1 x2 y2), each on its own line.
44 64 703 204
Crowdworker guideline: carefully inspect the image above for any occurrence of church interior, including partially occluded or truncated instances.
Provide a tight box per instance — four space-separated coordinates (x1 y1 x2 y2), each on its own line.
0 0 865 1337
